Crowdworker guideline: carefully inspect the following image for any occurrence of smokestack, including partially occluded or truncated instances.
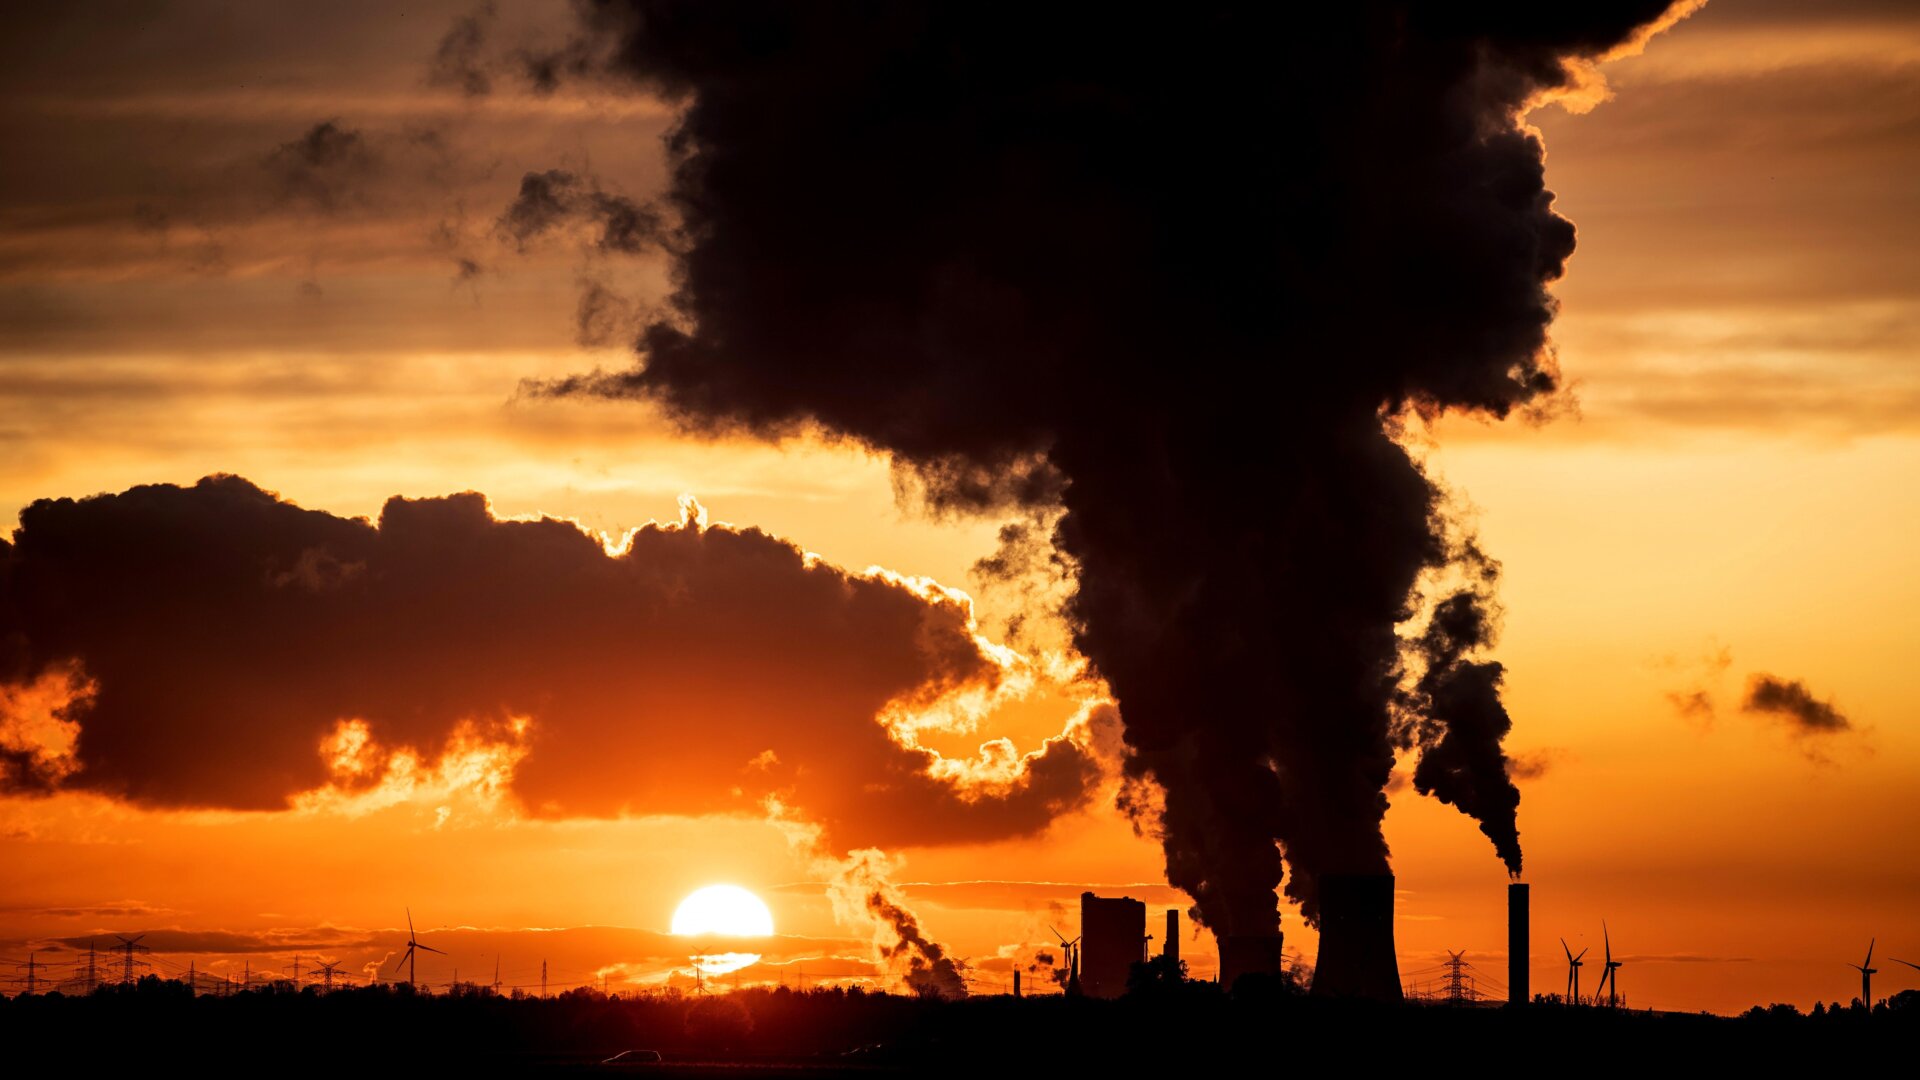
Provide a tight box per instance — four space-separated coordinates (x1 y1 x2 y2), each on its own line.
1013 970 1021 998
1309 873 1402 1001
1165 910 1180 966
1508 882 1530 1007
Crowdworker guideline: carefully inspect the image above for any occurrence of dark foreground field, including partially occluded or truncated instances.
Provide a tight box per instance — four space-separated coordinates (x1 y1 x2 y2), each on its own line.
5 979 1914 1074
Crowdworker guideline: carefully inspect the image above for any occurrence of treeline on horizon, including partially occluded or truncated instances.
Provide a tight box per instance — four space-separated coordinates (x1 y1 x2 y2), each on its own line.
1 973 1914 1067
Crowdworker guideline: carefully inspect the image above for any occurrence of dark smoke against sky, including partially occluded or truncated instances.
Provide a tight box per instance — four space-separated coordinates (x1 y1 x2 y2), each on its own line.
528 1 1695 934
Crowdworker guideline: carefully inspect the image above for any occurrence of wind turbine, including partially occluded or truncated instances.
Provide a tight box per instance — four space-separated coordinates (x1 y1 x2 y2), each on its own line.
1892 957 1920 974
389 908 446 990
1050 926 1081 996
1849 939 1877 1010
1561 938 1587 1005
1593 922 1623 1009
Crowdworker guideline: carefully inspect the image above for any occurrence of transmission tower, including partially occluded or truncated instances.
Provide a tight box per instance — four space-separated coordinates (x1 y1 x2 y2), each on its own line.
82 940 98 994
10 952 42 996
1443 950 1472 1004
114 935 150 985
285 953 302 990
312 961 346 993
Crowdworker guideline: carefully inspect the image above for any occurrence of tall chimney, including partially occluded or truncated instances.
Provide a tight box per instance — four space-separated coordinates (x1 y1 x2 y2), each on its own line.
1013 970 1021 998
1507 882 1529 1007
1309 873 1402 1001
1165 910 1180 966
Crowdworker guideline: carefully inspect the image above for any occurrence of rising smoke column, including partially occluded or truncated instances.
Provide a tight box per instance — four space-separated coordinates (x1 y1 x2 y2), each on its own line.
537 2 1693 934
824 848 968 998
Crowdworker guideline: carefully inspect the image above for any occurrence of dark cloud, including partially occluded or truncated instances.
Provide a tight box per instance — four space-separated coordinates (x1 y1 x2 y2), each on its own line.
575 277 636 346
772 878 1187 912
1505 750 1561 782
49 927 367 955
1 901 173 919
1666 689 1717 726
528 1 1687 931
429 3 496 97
1742 674 1853 736
1660 643 1732 729
265 121 379 214
0 476 1099 848
497 168 663 255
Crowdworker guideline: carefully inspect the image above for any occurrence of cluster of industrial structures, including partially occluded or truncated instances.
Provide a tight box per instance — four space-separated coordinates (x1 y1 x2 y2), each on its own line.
7 881 1914 1012
1040 879 1910 1013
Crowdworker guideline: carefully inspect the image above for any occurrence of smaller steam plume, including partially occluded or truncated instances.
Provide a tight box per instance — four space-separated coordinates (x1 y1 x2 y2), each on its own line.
825 849 966 999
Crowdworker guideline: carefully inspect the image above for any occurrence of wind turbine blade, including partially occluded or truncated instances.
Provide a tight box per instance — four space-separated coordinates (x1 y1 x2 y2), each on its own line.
1562 939 1573 961
1864 939 1874 967
1575 949 1587 962
408 908 416 937
390 946 413 973
1050 926 1068 946
1893 958 1920 971
417 944 447 955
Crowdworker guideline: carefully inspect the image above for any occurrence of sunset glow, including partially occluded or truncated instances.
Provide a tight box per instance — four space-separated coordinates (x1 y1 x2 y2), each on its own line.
0 0 1915 1030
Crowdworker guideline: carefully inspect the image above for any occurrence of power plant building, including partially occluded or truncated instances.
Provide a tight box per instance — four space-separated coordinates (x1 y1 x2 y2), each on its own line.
1079 891 1146 999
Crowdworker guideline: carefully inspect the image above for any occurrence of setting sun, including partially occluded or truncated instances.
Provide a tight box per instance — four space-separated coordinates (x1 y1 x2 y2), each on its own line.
671 885 774 939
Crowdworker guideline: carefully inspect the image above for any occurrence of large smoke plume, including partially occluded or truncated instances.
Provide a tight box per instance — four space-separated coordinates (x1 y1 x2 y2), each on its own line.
530 1 1693 935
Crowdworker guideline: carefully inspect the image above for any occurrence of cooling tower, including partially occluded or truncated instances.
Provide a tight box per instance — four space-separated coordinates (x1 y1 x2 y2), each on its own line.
1218 933 1284 990
1309 873 1403 1001
1508 882 1530 1006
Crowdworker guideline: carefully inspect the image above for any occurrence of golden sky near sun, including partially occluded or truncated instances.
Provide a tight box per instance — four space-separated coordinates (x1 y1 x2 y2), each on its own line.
1 0 1916 1015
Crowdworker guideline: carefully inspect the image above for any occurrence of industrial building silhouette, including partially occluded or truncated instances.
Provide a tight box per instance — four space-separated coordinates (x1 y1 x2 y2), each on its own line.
1077 892 1147 999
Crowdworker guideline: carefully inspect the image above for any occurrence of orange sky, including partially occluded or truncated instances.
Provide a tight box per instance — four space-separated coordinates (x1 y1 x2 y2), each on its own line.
1 1 1916 1015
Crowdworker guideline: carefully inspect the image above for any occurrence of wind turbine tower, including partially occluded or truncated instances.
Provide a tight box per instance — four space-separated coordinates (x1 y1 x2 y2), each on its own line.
1594 923 1623 1009
1561 939 1586 1005
1849 940 1878 1010
1051 927 1082 996
388 908 447 991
